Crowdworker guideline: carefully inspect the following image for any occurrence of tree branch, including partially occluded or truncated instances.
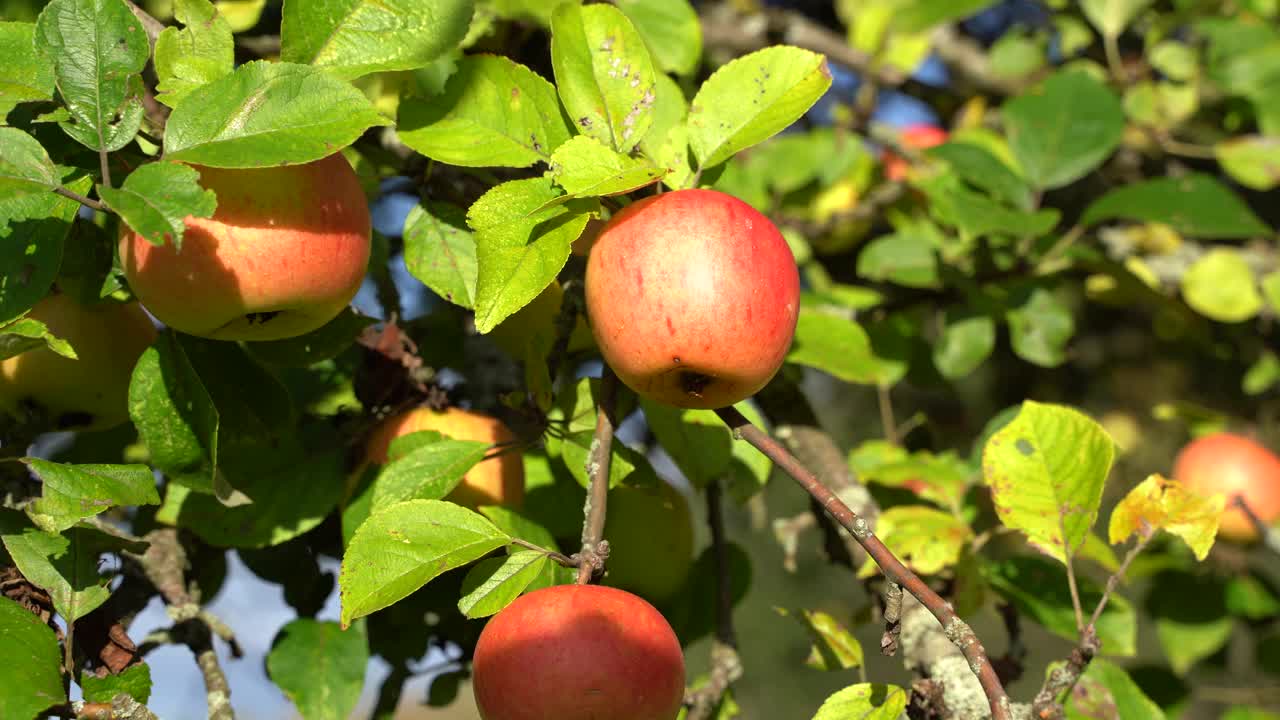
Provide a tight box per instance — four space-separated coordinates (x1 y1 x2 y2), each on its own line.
54 187 107 212
684 480 743 720
576 370 617 584
716 406 1014 720
1235 495 1280 555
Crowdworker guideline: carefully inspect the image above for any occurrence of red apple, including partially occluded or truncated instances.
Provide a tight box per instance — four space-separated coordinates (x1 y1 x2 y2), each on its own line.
584 189 799 409
1173 432 1280 542
883 124 948 181
472 584 686 720
119 153 371 341
0 293 157 431
363 406 524 509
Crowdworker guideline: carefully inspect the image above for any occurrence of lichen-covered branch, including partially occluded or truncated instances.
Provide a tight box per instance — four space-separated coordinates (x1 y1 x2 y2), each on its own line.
716 406 1015 720
576 370 617 584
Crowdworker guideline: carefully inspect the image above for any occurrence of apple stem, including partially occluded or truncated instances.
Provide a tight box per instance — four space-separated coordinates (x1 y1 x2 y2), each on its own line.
715 405 1014 720
576 369 617 585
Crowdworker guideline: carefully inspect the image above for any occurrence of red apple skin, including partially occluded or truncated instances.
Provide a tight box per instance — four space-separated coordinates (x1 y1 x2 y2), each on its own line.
472 584 686 720
585 189 800 409
1173 432 1280 542
883 124 948 181
0 293 157 431
119 153 371 341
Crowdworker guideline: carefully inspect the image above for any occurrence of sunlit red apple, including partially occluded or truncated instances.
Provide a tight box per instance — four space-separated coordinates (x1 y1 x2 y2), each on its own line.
0 293 156 430
1173 432 1280 542
364 406 524 509
584 189 799 409
604 481 694 602
883 124 948 181
119 153 371 341
472 584 686 720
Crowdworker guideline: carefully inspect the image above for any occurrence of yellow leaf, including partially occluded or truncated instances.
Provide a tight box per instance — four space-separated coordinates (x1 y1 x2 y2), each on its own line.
1108 474 1223 560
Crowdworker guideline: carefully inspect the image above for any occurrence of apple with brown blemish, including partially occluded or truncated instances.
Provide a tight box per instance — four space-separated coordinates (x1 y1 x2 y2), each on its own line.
119 153 371 341
584 189 800 409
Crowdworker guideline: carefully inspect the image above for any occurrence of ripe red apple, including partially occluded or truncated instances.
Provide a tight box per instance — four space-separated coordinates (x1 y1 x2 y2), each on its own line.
119 153 371 341
604 481 694 602
882 124 948 181
1173 432 1280 542
472 584 686 720
0 293 157 431
364 406 524 509
584 189 799 409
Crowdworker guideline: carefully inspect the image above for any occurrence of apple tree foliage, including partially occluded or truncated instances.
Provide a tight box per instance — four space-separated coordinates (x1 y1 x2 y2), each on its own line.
1 0 1280 718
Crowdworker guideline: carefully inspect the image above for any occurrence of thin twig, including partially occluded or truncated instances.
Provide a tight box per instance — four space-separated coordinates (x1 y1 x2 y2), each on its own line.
684 480 743 720
716 406 1013 720
1233 495 1280 555
98 149 112 191
509 538 578 568
55 187 107 212
876 384 899 446
1060 516 1084 632
576 370 617 584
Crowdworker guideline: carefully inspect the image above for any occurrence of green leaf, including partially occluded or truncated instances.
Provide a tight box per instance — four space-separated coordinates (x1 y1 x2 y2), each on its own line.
99 162 217 249
0 175 86 326
245 308 377 367
856 230 939 288
397 54 571 168
1006 287 1074 367
787 309 899 385
1081 174 1270 238
1064 658 1166 720
1244 352 1280 396
640 401 733 488
894 0 1001 33
153 0 235 108
339 499 509 626
917 172 1060 238
35 0 148 152
614 0 701 76
26 460 159 533
403 202 477 309
371 437 490 511
1002 71 1124 189
0 519 147 622
551 2 656 153
156 443 343 547
777 607 864 671
1079 0 1153 38
1148 571 1233 673
933 311 995 379
982 400 1115 563
549 135 665 199
1217 135 1280 190
858 448 974 511
1265 271 1280 314
927 141 1034 210
81 663 152 704
687 46 831 171
280 0 472 80
0 21 55 116
457 550 547 618
1226 574 1280 620
0 127 58 198
811 683 908 720
0 596 66 717
467 176 595 333
1180 248 1263 322
128 332 220 494
986 555 1137 655
0 316 76 361
856 505 972 577
267 619 368 720
164 61 391 167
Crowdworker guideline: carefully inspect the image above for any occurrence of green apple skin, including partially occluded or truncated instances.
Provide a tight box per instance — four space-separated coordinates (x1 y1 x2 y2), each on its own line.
0 293 157 431
472 584 686 720
604 481 694 602
119 153 371 342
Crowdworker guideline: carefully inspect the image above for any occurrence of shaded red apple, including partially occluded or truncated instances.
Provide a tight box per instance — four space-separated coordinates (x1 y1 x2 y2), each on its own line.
472 584 685 720
0 293 156 431
584 189 799 409
883 124 948 181
119 153 371 341
1173 432 1280 542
